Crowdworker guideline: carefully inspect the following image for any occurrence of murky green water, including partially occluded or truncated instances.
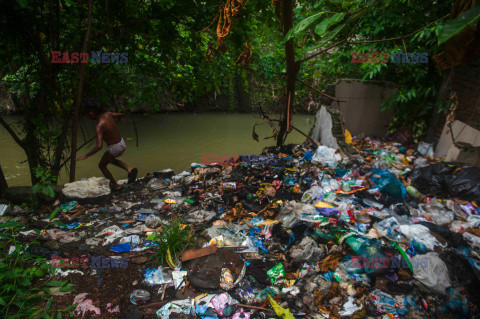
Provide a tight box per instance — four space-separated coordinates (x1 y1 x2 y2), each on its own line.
0 113 315 186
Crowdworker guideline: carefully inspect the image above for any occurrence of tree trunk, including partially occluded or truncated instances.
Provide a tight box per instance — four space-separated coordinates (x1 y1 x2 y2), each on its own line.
0 165 7 197
69 0 93 182
276 0 297 146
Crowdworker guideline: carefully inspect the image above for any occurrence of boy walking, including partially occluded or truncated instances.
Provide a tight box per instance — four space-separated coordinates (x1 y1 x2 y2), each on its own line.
77 100 137 190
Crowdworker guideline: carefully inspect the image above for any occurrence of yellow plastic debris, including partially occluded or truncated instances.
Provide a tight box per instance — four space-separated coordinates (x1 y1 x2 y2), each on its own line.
314 201 334 209
345 129 352 144
268 294 294 319
257 219 280 226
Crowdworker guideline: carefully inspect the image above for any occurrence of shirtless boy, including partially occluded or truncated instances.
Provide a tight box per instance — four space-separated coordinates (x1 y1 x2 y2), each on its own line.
76 100 137 190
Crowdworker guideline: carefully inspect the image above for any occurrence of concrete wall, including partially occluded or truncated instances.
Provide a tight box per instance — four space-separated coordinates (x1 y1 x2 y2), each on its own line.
435 120 480 166
333 79 397 136
433 58 480 166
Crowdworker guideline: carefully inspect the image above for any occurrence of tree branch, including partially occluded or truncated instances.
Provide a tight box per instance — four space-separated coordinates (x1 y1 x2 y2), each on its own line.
297 39 346 64
296 78 340 102
69 0 93 182
0 116 24 149
347 14 450 44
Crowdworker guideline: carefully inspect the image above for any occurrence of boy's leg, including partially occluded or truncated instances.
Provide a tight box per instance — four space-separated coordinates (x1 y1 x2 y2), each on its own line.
112 158 137 184
111 158 132 173
98 152 121 189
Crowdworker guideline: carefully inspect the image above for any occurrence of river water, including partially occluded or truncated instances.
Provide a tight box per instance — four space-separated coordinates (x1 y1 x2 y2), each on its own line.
0 113 315 186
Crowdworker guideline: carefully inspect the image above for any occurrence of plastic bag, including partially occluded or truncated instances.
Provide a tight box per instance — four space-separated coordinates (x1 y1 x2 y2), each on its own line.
443 287 469 317
314 200 339 217
373 217 401 240
421 200 454 226
278 201 316 228
411 252 451 295
370 168 406 202
211 293 237 316
289 237 325 262
145 215 162 228
119 235 141 245
185 210 217 223
370 289 409 315
311 146 341 167
268 294 294 319
344 236 386 274
267 263 285 284
409 162 480 201
156 299 194 318
417 221 468 248
417 141 434 157
250 228 268 253
96 225 124 245
397 224 445 251
144 267 168 285
301 186 323 203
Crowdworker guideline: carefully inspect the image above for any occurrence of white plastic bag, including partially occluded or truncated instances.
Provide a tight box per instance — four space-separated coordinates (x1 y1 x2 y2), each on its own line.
417 141 434 157
397 224 446 251
311 146 341 167
412 252 451 295
301 186 323 203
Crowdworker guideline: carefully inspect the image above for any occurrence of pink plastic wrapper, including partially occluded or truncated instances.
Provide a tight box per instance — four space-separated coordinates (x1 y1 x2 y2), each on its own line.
211 293 236 315
73 293 101 317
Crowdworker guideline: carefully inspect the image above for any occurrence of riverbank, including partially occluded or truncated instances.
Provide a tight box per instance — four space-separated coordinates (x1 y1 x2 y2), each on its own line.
2 137 480 318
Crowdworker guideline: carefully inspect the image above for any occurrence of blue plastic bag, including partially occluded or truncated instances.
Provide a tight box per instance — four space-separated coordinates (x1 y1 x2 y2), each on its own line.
110 242 131 253
370 168 406 202
250 228 268 253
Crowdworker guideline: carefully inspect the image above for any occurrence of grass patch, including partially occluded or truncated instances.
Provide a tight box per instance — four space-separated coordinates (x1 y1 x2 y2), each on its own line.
150 217 194 266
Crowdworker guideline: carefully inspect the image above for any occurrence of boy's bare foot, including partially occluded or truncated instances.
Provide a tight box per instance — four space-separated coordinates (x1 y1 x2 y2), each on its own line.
128 168 138 184
109 182 122 191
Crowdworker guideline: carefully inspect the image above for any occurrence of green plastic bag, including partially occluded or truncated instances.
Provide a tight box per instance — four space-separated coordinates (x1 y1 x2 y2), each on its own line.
267 262 285 284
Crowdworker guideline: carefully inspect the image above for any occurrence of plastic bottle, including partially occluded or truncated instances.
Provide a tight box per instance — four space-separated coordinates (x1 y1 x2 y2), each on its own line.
130 289 151 305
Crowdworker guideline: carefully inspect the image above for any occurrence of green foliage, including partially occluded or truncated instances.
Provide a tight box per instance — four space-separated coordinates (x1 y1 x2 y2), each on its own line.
0 210 75 318
287 0 453 137
438 4 480 45
257 55 286 82
315 12 346 36
284 11 325 42
32 167 57 199
150 217 194 266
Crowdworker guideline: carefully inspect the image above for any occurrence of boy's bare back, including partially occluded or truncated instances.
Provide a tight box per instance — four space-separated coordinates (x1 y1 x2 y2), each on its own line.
97 112 122 146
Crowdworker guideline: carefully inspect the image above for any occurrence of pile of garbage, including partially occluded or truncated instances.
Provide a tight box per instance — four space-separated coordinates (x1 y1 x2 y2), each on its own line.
3 137 480 318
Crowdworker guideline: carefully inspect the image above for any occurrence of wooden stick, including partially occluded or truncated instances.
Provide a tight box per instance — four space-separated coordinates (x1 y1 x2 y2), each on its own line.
271 119 320 146
236 303 272 311
161 284 167 301
296 78 343 103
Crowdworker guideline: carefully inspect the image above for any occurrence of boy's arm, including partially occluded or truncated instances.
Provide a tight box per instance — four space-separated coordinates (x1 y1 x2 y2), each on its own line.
76 125 103 161
111 112 124 123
